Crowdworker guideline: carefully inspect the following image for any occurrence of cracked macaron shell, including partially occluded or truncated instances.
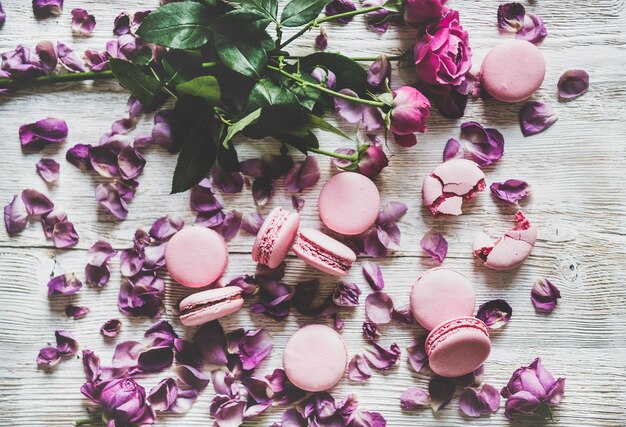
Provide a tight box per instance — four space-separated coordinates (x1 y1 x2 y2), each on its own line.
165 226 228 288
283 324 348 392
252 207 300 269
426 317 491 378
473 211 538 270
410 268 476 330
179 286 243 327
318 172 381 236
292 228 356 276
422 159 486 216
480 39 546 103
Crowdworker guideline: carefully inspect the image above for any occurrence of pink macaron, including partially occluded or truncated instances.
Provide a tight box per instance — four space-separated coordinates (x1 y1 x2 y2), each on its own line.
410 268 476 331
480 39 546 103
283 324 348 392
252 207 300 269
426 317 491 378
423 159 486 217
318 172 380 235
292 228 356 276
473 210 538 270
179 286 244 327
165 227 228 288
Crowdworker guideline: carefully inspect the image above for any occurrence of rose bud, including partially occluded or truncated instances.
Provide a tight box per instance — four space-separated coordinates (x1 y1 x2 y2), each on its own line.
387 86 430 146
98 377 156 425
311 66 336 89
358 145 388 178
404 0 448 26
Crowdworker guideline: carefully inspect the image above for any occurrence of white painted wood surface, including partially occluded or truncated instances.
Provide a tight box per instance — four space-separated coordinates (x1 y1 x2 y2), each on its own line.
1 0 625 425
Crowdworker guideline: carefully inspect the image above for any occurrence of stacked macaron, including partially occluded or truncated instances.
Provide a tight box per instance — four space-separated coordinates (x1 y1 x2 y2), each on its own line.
410 268 491 377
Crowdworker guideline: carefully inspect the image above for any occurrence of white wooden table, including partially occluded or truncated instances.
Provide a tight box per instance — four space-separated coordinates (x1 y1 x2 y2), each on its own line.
1 1 625 425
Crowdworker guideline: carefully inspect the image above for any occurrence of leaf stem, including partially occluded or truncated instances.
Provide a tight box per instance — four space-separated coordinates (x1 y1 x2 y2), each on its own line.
267 65 385 107
0 62 217 89
278 5 383 50
281 54 404 62
309 147 357 161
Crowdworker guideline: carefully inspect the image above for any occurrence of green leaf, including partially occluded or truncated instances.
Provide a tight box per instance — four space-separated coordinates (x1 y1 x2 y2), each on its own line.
170 96 211 153
300 52 368 95
109 59 163 106
216 7 273 33
305 113 349 139
239 0 279 21
171 121 218 193
280 0 332 27
247 78 299 112
278 71 320 111
176 76 221 105
382 0 402 12
277 130 319 154
136 2 212 49
214 33 268 78
160 50 203 87
222 108 262 147
198 0 217 6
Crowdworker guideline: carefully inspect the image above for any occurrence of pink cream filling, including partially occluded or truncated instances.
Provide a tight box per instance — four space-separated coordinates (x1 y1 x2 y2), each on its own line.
257 208 290 264
295 235 352 273
426 318 489 355
427 176 486 216
180 293 242 318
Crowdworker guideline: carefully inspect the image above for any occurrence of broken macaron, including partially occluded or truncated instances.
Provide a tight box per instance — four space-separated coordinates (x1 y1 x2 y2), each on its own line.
422 159 486 217
473 211 538 270
179 286 244 326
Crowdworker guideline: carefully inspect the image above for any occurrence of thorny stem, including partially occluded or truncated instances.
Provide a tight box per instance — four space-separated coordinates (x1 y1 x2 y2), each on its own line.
309 147 358 161
0 62 217 89
278 5 384 50
282 54 405 62
267 65 385 107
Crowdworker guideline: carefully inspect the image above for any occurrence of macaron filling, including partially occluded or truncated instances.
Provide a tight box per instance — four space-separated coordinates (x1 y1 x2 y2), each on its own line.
294 234 353 274
473 211 536 262
180 292 243 319
426 317 489 355
255 208 290 265
426 173 486 217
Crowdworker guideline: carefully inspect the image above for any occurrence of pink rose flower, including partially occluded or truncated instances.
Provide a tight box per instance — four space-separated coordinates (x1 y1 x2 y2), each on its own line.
404 0 447 25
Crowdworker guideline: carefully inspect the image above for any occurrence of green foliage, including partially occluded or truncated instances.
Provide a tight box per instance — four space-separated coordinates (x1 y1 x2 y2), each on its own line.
159 50 204 87
176 76 221 105
246 78 300 112
109 59 163 106
280 0 333 27
171 121 218 193
300 53 369 95
136 2 212 49
222 109 262 147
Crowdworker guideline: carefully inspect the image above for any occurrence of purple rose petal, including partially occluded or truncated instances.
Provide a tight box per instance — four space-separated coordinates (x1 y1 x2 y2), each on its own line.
367 55 391 89
406 339 428 373
531 278 561 312
400 387 430 410
87 240 117 267
364 342 401 370
190 178 223 214
239 328 273 370
252 177 274 207
459 384 501 417
429 376 455 412
148 378 178 412
315 26 328 51
118 146 146 180
378 201 408 224
311 67 336 89
362 322 379 341
364 0 394 33
1 45 47 78
558 69 589 101
490 179 532 205
443 138 464 162
71 8 96 35
118 274 165 318
4 194 28 235
52 220 79 248
48 273 82 296
57 42 86 72
362 262 384 290
332 282 361 307
35 40 57 72
85 264 110 287
476 299 512 330
325 0 356 23
392 304 414 324
55 330 78 356
149 216 183 241
19 117 68 148
195 321 228 365
175 364 210 391
497 3 525 32
36 158 60 183
241 212 264 235
334 89 383 132
33 0 63 18
66 144 93 171
250 277 295 321
0 3 5 26
89 146 119 178
113 12 130 35
517 13 547 44
519 102 559 137
420 230 448 263
212 166 244 194
40 207 66 239
365 291 394 324
138 346 174 373
460 121 504 167
84 48 109 71
292 195 305 211
95 183 129 220
220 210 242 241
101 319 122 338
284 156 320 193
65 304 89 319
37 346 61 367
348 354 372 382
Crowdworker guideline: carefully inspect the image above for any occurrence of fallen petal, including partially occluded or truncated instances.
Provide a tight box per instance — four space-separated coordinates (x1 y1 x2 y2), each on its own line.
519 101 559 137
48 273 82 296
71 8 96 35
362 262 385 290
4 194 28 234
400 387 429 410
420 230 448 263
490 179 532 205
348 354 372 382
531 278 561 311
36 158 60 183
365 291 394 324
476 299 512 329
429 376 455 412
558 69 589 101
100 319 122 338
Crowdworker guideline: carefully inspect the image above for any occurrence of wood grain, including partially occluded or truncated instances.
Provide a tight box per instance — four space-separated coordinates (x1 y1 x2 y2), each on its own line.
1 0 625 425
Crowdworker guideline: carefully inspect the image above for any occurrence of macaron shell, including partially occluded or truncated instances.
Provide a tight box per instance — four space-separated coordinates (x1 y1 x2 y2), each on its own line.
283 324 348 392
179 287 243 327
165 227 228 288
423 159 485 216
426 317 491 378
410 268 476 330
318 172 380 235
480 39 546 103
484 225 538 270
252 207 300 269
293 228 356 277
